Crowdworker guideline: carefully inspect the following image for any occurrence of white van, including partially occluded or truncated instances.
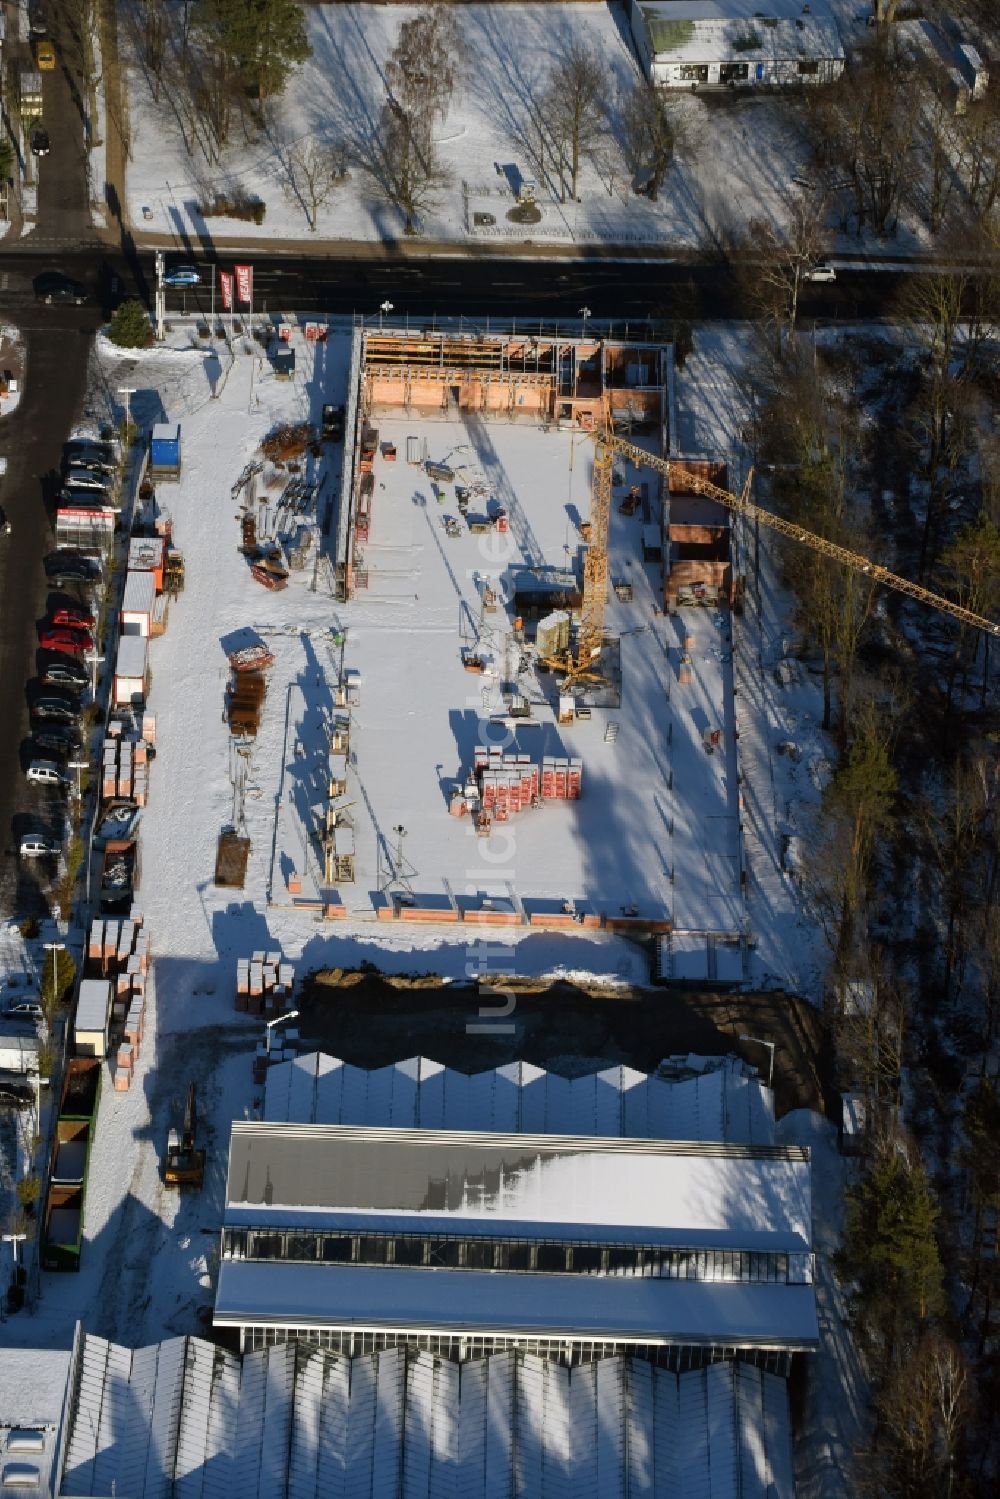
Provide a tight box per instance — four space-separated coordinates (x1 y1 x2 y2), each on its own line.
26 760 66 786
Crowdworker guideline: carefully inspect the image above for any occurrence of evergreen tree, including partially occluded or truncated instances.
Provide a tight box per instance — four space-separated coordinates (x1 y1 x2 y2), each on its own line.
841 1146 944 1363
108 299 153 349
194 0 311 103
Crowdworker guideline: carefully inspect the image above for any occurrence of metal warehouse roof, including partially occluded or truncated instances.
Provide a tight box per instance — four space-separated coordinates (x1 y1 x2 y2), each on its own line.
262 1052 776 1144
225 1123 812 1248
214 1260 819 1349
59 1334 795 1497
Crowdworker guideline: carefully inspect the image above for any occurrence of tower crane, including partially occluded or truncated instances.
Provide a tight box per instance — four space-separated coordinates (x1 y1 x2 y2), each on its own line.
546 425 1000 689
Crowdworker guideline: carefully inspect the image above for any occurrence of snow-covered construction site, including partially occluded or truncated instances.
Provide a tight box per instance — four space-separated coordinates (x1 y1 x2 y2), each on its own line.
314 326 748 959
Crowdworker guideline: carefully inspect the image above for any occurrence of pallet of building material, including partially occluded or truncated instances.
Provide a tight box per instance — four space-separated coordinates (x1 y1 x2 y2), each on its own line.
215 831 251 888
235 953 295 1016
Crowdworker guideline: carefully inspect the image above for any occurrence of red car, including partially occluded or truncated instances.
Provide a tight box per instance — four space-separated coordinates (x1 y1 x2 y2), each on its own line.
50 605 96 630
39 627 94 656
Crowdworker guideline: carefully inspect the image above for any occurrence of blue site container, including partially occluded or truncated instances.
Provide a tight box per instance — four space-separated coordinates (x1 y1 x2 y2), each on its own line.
150 421 181 473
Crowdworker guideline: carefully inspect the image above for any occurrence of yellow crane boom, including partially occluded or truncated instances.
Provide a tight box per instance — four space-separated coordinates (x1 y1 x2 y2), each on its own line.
602 433 1000 639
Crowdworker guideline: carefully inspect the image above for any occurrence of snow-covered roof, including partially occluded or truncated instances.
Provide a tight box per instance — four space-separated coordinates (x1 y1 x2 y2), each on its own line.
636 0 844 63
215 1259 818 1348
0 1346 73 1499
60 1334 796 1497
262 1052 776 1144
225 1122 811 1248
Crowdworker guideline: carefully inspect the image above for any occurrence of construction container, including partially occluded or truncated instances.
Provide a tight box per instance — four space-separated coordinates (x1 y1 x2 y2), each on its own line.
272 348 295 380
121 569 156 637
74 979 113 1058
149 422 181 476
113 635 149 707
406 436 420 464
128 536 166 592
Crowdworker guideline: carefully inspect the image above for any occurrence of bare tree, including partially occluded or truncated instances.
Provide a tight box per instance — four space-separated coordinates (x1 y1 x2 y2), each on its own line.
375 7 460 234
282 140 347 231
621 80 678 201
744 191 827 348
544 42 605 204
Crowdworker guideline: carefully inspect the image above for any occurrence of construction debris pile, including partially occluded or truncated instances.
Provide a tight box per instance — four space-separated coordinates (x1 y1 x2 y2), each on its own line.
235 951 295 1017
85 915 152 1094
453 746 583 833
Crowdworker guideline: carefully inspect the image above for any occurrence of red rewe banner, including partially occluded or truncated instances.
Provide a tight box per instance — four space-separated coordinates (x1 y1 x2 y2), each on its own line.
219 271 234 311
235 263 253 305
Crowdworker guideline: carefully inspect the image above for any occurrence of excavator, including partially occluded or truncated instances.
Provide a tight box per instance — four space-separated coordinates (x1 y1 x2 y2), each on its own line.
542 418 1000 690
163 1083 205 1189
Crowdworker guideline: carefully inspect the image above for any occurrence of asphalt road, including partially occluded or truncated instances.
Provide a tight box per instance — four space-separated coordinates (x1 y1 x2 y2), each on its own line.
0 245 907 324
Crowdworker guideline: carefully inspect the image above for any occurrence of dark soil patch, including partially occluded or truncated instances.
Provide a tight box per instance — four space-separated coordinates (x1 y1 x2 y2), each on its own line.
297 972 837 1120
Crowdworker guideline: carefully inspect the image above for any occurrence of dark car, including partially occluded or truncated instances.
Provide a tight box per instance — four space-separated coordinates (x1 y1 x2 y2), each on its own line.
50 604 95 630
32 723 82 756
31 695 79 723
38 627 94 656
61 465 108 492
44 552 102 585
64 444 115 474
30 126 50 158
42 658 88 689
60 488 110 510
0 506 9 536
322 404 346 441
34 272 87 306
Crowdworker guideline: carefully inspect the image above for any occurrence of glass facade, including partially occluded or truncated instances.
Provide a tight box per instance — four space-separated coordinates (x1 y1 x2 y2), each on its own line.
222 1225 810 1285
240 1324 794 1376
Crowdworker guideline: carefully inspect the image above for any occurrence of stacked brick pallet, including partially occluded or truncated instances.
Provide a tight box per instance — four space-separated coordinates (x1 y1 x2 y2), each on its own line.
470 746 582 822
101 735 152 806
540 756 583 800
86 915 151 1093
235 951 295 1017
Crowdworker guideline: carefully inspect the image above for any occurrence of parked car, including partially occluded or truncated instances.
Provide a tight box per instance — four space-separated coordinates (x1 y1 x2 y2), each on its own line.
26 760 67 786
32 724 82 755
60 487 110 510
64 443 115 474
34 272 86 306
19 833 60 858
322 404 346 441
30 126 50 158
38 627 94 656
44 552 101 584
35 37 56 69
61 465 108 492
50 604 95 630
31 695 79 723
42 658 88 689
0 506 9 536
803 262 837 283
6 1001 44 1019
161 264 201 288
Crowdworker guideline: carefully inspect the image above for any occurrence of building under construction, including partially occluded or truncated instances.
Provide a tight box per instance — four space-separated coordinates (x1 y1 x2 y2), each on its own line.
320 323 747 948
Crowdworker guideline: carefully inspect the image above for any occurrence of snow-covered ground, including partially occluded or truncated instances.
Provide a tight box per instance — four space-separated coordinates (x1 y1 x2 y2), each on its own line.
6 314 833 1351
122 1 886 252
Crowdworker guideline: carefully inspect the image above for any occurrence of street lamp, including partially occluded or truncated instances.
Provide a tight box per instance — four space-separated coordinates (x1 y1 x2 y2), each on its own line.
1 1232 27 1318
379 300 393 330
740 1034 775 1091
118 387 137 446
579 305 591 337
42 939 64 1013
